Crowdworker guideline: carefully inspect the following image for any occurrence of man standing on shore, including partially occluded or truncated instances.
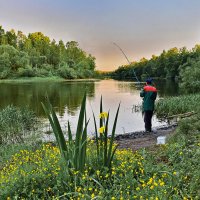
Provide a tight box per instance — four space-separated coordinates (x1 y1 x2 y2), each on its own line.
140 78 157 132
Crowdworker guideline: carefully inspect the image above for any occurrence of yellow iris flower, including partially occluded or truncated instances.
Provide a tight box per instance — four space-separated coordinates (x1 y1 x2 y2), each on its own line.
99 126 105 134
99 112 108 119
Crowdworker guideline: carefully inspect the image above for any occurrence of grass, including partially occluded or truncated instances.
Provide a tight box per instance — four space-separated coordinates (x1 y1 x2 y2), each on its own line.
155 93 200 118
0 77 100 83
0 76 65 83
1 126 199 199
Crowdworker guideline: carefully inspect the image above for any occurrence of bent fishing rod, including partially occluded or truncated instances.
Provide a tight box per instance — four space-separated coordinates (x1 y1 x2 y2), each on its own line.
113 42 140 83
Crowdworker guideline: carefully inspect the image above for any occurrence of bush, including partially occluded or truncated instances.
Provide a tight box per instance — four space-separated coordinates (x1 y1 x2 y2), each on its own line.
0 69 11 79
17 66 36 77
57 65 77 79
35 68 50 77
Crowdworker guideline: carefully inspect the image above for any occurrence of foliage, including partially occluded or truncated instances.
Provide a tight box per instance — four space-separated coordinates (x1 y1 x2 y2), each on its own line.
0 25 96 79
42 94 88 173
112 45 199 88
154 114 200 198
57 64 78 79
92 96 120 168
155 94 200 118
1 128 199 199
17 66 36 77
0 105 38 145
179 57 200 93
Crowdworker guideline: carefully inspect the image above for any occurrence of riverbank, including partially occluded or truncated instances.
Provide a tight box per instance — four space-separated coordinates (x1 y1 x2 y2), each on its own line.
0 76 65 83
0 77 101 83
115 124 177 151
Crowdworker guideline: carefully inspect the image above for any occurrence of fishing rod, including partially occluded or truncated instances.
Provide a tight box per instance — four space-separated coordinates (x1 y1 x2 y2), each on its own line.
113 42 140 83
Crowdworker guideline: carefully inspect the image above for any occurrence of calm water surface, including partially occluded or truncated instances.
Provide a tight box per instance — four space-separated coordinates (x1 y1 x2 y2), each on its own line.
0 79 178 137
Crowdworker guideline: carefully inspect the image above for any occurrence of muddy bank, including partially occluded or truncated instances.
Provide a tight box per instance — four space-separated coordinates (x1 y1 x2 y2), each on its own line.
114 124 177 151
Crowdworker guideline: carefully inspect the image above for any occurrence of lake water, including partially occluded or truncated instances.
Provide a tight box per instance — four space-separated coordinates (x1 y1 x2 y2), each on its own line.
0 79 179 137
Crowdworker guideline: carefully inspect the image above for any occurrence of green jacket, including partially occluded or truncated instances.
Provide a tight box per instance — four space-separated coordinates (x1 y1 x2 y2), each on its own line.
140 84 157 111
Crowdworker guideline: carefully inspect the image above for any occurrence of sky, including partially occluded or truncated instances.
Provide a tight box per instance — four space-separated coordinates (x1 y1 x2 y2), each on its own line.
0 0 200 71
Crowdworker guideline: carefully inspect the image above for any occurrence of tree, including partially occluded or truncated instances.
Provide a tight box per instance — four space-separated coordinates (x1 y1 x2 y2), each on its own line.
6 29 17 47
0 26 5 45
16 31 27 50
0 45 29 72
28 32 50 55
179 58 200 93
0 25 96 79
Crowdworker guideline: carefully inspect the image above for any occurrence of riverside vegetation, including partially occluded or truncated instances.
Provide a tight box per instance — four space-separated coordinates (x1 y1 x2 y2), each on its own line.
0 25 99 80
0 91 200 199
111 43 200 93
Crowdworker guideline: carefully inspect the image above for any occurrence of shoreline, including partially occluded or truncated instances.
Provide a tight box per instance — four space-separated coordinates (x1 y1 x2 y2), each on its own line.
0 77 101 83
114 123 177 151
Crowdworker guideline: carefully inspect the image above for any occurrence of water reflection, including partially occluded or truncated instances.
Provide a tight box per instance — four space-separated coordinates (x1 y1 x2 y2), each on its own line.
154 80 179 97
0 81 95 116
0 79 178 135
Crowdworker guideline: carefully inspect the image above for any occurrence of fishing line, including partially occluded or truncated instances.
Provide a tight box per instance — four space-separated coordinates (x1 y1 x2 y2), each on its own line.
113 42 140 83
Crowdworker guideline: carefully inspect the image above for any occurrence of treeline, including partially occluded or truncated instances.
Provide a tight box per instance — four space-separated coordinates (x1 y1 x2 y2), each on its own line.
0 25 96 79
112 45 200 93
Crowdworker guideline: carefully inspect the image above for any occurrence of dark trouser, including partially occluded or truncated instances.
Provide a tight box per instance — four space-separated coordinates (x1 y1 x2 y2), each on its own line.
144 110 153 132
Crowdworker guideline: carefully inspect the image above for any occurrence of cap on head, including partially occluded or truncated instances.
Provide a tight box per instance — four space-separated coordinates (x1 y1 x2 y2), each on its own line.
146 78 153 84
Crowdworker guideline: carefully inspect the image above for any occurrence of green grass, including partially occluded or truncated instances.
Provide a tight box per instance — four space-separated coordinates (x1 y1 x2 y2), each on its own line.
1 125 199 199
156 93 200 118
0 77 100 83
0 76 65 83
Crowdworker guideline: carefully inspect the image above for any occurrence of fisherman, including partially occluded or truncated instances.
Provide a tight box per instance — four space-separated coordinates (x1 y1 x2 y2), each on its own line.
140 78 157 132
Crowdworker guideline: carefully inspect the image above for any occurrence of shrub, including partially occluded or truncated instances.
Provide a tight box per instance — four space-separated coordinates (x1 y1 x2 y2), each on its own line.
17 66 36 77
57 65 77 79
0 69 11 79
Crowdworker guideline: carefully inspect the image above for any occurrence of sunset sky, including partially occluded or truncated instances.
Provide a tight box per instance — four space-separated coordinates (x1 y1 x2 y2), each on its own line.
1 0 200 71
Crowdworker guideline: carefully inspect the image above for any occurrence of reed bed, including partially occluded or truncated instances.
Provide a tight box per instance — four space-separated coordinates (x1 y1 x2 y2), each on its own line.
156 94 200 118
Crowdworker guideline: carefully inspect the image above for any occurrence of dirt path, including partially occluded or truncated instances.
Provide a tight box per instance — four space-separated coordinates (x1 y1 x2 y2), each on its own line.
114 124 177 151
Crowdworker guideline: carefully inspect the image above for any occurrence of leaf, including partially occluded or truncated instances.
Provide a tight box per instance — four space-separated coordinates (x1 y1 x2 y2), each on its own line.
92 110 99 160
74 92 86 168
107 103 120 166
104 111 110 166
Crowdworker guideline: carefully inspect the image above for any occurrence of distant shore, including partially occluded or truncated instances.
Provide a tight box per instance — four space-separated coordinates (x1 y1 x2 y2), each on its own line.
0 77 101 83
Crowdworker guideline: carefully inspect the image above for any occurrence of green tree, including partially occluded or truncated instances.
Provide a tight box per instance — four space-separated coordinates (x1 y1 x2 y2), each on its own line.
16 31 27 50
0 26 5 45
179 58 200 93
0 25 96 79
6 29 17 48
0 45 29 74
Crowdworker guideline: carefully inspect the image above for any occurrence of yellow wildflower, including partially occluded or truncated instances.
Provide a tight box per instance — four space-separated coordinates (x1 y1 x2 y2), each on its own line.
99 112 108 119
99 126 105 134
136 187 140 191
160 181 165 186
